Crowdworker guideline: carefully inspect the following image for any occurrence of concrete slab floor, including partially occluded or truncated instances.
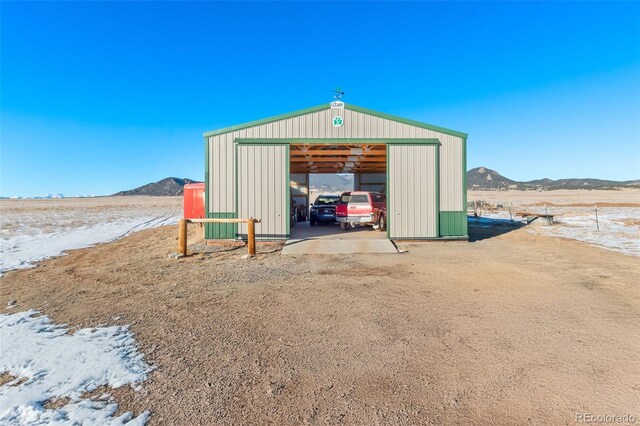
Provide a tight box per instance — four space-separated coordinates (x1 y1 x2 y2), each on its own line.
283 222 397 255
290 221 387 240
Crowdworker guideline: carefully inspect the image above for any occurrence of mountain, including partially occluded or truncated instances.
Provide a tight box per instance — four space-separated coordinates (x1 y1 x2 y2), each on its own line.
309 174 354 193
114 177 201 196
467 167 517 189
468 167 640 190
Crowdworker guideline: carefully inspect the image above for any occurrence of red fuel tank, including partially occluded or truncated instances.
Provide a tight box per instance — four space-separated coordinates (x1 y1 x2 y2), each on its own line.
183 183 205 219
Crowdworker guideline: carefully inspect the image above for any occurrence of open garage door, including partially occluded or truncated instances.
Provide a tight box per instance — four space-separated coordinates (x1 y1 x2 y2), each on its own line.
237 144 289 239
388 144 439 239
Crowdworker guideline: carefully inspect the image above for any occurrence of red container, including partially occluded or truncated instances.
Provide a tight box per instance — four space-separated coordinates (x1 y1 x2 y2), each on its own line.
183 183 205 219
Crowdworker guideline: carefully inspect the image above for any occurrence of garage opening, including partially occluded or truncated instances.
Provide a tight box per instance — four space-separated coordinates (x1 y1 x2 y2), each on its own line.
289 143 388 241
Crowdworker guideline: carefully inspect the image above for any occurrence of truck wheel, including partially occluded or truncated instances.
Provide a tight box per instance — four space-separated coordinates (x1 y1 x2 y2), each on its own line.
378 215 386 232
340 222 350 231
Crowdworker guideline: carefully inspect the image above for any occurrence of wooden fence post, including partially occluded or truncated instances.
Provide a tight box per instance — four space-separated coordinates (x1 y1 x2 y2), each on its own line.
247 218 256 256
179 218 188 256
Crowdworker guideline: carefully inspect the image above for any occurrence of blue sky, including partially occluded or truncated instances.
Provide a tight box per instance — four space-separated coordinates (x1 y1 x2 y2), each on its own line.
1 1 639 196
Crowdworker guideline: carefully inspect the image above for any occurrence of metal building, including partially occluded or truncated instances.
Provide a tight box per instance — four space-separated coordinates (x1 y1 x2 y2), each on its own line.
203 102 468 241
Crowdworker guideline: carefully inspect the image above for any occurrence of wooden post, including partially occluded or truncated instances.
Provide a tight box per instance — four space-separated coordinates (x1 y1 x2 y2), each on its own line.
179 218 187 256
544 203 550 225
247 218 256 256
508 202 513 222
595 204 600 231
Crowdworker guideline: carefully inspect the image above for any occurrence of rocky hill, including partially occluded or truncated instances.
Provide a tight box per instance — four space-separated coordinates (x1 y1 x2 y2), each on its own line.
114 177 201 196
468 167 640 190
467 167 517 189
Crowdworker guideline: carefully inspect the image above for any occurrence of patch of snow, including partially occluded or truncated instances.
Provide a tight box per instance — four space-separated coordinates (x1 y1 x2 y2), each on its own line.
0 310 151 425
478 207 640 256
0 210 179 276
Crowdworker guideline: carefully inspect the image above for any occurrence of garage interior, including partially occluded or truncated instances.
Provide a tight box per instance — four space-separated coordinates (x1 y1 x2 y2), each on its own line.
289 143 388 242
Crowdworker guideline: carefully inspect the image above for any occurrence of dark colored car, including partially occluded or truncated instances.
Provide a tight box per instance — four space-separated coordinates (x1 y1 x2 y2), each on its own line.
335 191 387 231
309 195 340 226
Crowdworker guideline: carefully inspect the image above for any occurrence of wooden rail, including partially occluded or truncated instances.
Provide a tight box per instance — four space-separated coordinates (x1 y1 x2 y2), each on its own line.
178 218 262 257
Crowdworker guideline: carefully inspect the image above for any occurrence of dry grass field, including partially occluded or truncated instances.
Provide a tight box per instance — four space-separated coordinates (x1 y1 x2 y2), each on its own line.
1 191 639 424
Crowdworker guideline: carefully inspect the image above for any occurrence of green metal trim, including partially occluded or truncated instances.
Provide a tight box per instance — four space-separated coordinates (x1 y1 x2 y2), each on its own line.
439 211 468 237
435 144 440 237
392 236 469 241
235 142 290 240
202 103 467 139
345 104 468 138
235 143 239 239
386 144 390 239
463 135 468 213
205 212 238 239
203 104 330 138
234 138 440 145
385 140 441 145
387 142 440 239
204 136 209 214
235 141 291 146
286 144 290 237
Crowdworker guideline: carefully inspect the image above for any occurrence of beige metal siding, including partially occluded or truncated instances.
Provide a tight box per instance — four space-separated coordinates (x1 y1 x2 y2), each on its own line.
438 134 463 211
237 145 287 239
209 134 235 213
388 145 438 238
208 106 463 213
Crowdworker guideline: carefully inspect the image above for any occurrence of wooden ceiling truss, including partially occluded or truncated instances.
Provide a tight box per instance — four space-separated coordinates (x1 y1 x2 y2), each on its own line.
290 144 386 174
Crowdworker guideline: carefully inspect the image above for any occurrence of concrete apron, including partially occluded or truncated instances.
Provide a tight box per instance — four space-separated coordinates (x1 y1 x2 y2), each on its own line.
281 238 398 255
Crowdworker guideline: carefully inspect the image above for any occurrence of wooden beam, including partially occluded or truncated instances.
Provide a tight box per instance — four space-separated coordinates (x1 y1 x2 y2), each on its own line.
290 158 386 163
290 150 386 156
292 168 386 172
187 218 262 224
177 218 262 258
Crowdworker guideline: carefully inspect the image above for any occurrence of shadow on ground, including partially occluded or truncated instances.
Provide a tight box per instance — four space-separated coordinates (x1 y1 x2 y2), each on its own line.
468 217 525 242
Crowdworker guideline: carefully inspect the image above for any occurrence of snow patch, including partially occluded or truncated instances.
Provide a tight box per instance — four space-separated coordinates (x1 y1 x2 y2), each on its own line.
0 310 151 425
477 207 640 256
0 214 179 276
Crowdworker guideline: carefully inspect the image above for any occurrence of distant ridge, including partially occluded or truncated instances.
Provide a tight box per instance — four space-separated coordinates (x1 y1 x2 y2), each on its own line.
309 174 354 193
109 170 638 197
468 167 640 190
114 177 201 196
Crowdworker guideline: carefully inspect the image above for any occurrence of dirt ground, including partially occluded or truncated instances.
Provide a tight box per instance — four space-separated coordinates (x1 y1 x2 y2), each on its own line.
468 188 640 207
2 212 639 425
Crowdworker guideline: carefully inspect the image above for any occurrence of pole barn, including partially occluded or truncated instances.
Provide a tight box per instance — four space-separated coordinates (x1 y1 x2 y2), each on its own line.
203 102 468 241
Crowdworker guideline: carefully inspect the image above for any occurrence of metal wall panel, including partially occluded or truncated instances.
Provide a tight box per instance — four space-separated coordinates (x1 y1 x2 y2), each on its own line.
359 173 386 184
208 106 463 215
388 145 438 238
237 145 287 239
355 173 386 193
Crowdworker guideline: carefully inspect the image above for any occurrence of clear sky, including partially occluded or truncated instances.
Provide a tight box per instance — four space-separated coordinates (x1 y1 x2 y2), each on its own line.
1 1 639 197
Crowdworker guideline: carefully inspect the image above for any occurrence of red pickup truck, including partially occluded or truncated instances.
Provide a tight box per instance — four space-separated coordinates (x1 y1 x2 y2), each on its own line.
335 191 387 231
